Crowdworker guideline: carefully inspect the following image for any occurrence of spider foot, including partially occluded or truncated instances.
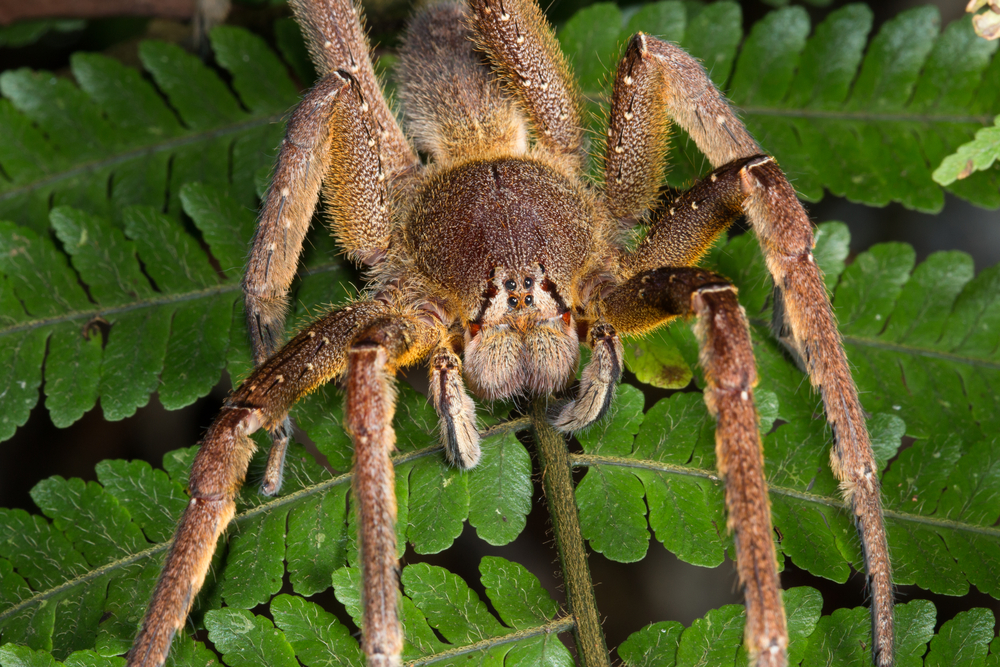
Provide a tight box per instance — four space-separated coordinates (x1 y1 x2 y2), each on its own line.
552 323 623 432
260 416 293 496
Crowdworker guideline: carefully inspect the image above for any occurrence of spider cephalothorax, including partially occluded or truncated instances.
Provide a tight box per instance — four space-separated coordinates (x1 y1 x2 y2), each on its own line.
127 0 895 666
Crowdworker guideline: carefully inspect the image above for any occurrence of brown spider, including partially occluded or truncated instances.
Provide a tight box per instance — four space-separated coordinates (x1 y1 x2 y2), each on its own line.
127 0 894 665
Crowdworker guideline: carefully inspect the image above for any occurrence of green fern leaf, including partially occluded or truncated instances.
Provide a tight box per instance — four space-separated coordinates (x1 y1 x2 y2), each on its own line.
0 27 295 235
933 114 1000 185
560 2 1000 212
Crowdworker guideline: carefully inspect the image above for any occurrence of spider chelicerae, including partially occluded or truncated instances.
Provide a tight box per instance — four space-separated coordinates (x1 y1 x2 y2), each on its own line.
127 0 894 665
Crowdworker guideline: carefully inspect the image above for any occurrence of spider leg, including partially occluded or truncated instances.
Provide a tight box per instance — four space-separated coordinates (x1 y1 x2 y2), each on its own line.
468 0 586 170
619 156 759 279
244 71 396 365
557 158 757 432
600 268 787 667
396 2 527 165
429 340 481 469
127 301 438 667
608 33 893 666
552 323 623 432
290 0 415 172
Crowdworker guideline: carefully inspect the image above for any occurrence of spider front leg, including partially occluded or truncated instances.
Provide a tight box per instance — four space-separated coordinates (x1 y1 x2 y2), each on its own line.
245 0 423 368
607 33 894 666
468 0 586 169
600 267 787 666
127 302 438 667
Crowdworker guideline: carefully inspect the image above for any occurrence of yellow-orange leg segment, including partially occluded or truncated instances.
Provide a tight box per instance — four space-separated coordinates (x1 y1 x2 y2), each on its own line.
127 301 437 667
608 31 893 665
601 268 787 666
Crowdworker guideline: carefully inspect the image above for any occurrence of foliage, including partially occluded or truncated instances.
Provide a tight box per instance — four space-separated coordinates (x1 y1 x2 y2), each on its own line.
934 113 1000 185
1 2 999 666
558 2 1000 211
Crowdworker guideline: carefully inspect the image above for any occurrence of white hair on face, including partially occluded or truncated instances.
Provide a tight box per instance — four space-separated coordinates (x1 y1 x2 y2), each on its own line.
464 325 527 401
522 317 579 396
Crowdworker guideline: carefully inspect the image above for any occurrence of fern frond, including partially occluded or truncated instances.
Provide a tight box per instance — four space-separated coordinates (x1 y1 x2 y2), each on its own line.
560 2 1000 212
0 27 296 236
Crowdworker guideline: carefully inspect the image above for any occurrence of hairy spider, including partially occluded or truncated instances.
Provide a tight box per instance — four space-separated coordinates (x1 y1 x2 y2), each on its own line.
127 0 894 665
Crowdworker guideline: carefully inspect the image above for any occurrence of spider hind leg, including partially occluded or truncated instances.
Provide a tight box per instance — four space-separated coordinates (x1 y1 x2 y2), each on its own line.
605 32 894 666
599 267 788 666
128 302 438 667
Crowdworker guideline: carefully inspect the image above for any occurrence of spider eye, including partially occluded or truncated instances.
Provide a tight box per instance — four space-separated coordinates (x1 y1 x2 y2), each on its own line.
524 294 533 306
523 277 533 289
507 296 519 308
504 279 517 291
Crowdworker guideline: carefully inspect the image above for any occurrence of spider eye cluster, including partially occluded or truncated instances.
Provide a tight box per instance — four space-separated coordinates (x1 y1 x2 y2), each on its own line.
463 267 578 400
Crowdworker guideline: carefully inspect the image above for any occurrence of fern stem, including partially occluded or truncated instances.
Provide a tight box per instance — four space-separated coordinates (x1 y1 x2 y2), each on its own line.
531 401 610 667
406 616 576 666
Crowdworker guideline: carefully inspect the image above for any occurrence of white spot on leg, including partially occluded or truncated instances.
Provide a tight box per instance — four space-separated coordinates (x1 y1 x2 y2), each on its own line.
740 391 748 401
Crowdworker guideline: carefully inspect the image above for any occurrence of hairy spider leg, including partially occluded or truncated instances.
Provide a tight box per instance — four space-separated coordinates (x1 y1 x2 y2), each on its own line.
127 301 439 667
243 69 415 491
468 0 587 171
429 340 481 469
742 158 893 667
396 2 528 166
607 32 893 667
551 322 624 432
345 315 441 667
620 158 755 277
601 268 787 666
243 72 386 366
290 0 415 171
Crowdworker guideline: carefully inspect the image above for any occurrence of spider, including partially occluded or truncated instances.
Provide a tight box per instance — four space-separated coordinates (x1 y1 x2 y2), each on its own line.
127 0 894 665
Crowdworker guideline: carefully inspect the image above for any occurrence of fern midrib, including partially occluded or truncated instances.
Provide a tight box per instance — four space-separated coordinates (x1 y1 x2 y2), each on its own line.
580 92 995 126
406 616 576 666
0 113 285 202
0 261 342 338
842 333 1000 370
573 453 1000 539
2 414 989 625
